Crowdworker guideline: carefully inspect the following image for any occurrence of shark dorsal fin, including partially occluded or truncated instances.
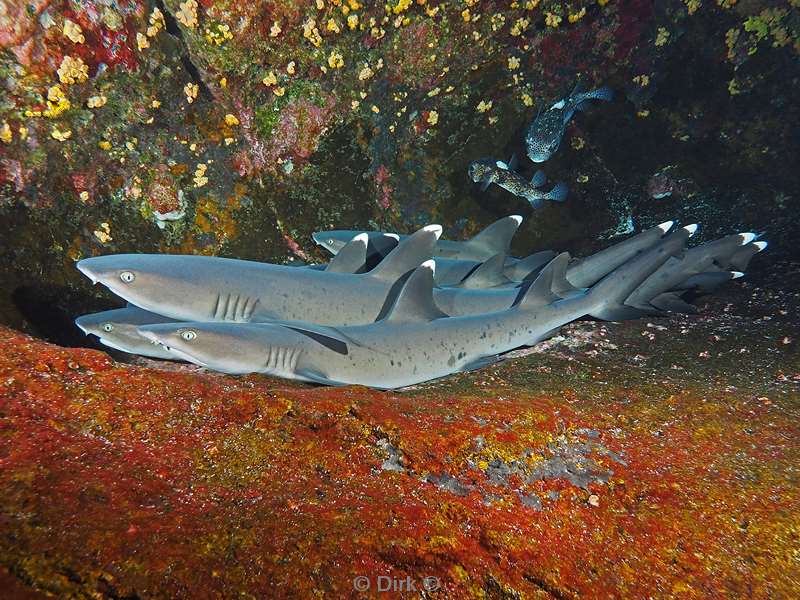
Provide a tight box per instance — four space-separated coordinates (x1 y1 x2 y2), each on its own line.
325 233 368 273
368 225 442 282
510 250 557 281
458 254 511 289
468 215 523 255
516 253 572 308
384 260 446 322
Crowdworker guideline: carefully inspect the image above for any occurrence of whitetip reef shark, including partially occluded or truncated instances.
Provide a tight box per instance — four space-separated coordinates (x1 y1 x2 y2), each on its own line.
313 215 524 262
75 305 179 359
77 225 444 327
137 228 688 389
525 84 613 163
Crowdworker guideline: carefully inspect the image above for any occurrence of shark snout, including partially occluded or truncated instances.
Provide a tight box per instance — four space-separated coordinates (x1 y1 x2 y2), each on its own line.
76 260 99 284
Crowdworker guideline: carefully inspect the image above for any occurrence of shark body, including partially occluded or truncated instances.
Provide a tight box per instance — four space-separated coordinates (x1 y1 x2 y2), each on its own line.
313 215 523 262
75 305 179 359
77 226 442 327
139 230 688 389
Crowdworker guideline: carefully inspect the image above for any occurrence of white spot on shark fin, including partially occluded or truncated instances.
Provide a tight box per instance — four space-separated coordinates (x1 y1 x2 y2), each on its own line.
683 224 698 236
386 233 400 241
657 220 674 233
383 260 445 322
731 271 745 279
753 241 767 251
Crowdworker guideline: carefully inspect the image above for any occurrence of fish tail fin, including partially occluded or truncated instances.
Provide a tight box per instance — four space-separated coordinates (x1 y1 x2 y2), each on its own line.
368 225 441 281
480 178 492 192
468 215 523 255
587 226 693 320
583 86 614 102
543 182 569 202
530 169 547 187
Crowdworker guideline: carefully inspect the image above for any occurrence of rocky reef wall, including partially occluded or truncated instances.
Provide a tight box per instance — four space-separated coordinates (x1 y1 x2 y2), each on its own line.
1 1 798 336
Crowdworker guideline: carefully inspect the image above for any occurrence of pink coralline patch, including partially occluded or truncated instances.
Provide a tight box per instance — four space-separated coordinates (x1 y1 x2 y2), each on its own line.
0 159 29 194
283 234 311 261
70 171 99 203
64 7 143 73
374 164 393 210
238 96 338 177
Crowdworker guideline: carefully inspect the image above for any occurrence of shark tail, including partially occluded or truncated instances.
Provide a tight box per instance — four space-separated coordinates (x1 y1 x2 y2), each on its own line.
567 220 674 288
368 225 442 281
586 226 694 321
468 215 523 255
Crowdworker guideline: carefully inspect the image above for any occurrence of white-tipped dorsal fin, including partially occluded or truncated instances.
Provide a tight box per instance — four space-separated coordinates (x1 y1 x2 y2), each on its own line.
386 233 400 241
753 240 767 251
683 224 698 236
384 261 446 322
510 250 557 281
368 225 441 281
516 253 572 308
739 232 757 245
731 271 744 279
469 215 523 255
658 220 674 233
325 233 368 273
459 254 512 289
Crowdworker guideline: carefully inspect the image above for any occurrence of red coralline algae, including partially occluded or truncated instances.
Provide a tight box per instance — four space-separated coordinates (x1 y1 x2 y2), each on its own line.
1 319 798 598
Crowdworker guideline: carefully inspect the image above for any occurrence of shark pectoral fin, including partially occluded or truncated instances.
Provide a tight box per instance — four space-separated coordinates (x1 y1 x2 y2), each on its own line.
368 225 441 281
460 354 504 373
295 369 347 387
325 233 368 273
283 324 353 355
383 261 446 322
469 215 523 255
459 254 512 289
591 306 650 321
649 292 698 314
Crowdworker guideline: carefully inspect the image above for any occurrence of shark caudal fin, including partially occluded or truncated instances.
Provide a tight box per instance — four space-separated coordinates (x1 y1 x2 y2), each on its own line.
727 240 767 271
468 215 523 255
566 220 674 288
530 170 547 188
458 254 513 289
586 225 694 321
368 225 442 282
505 250 557 282
325 233 369 273
677 271 741 292
383 260 447 322
515 253 580 308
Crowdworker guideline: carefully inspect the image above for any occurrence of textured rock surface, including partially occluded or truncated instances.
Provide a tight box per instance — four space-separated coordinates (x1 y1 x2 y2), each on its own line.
1 262 798 597
1 0 799 336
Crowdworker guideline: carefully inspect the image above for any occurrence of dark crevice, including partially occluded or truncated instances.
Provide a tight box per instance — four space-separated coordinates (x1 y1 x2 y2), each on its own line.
153 0 213 99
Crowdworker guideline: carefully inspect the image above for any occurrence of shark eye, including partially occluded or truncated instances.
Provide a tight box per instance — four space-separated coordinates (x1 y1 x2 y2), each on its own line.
327 239 334 245
120 271 135 283
181 330 197 341
102 323 114 332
